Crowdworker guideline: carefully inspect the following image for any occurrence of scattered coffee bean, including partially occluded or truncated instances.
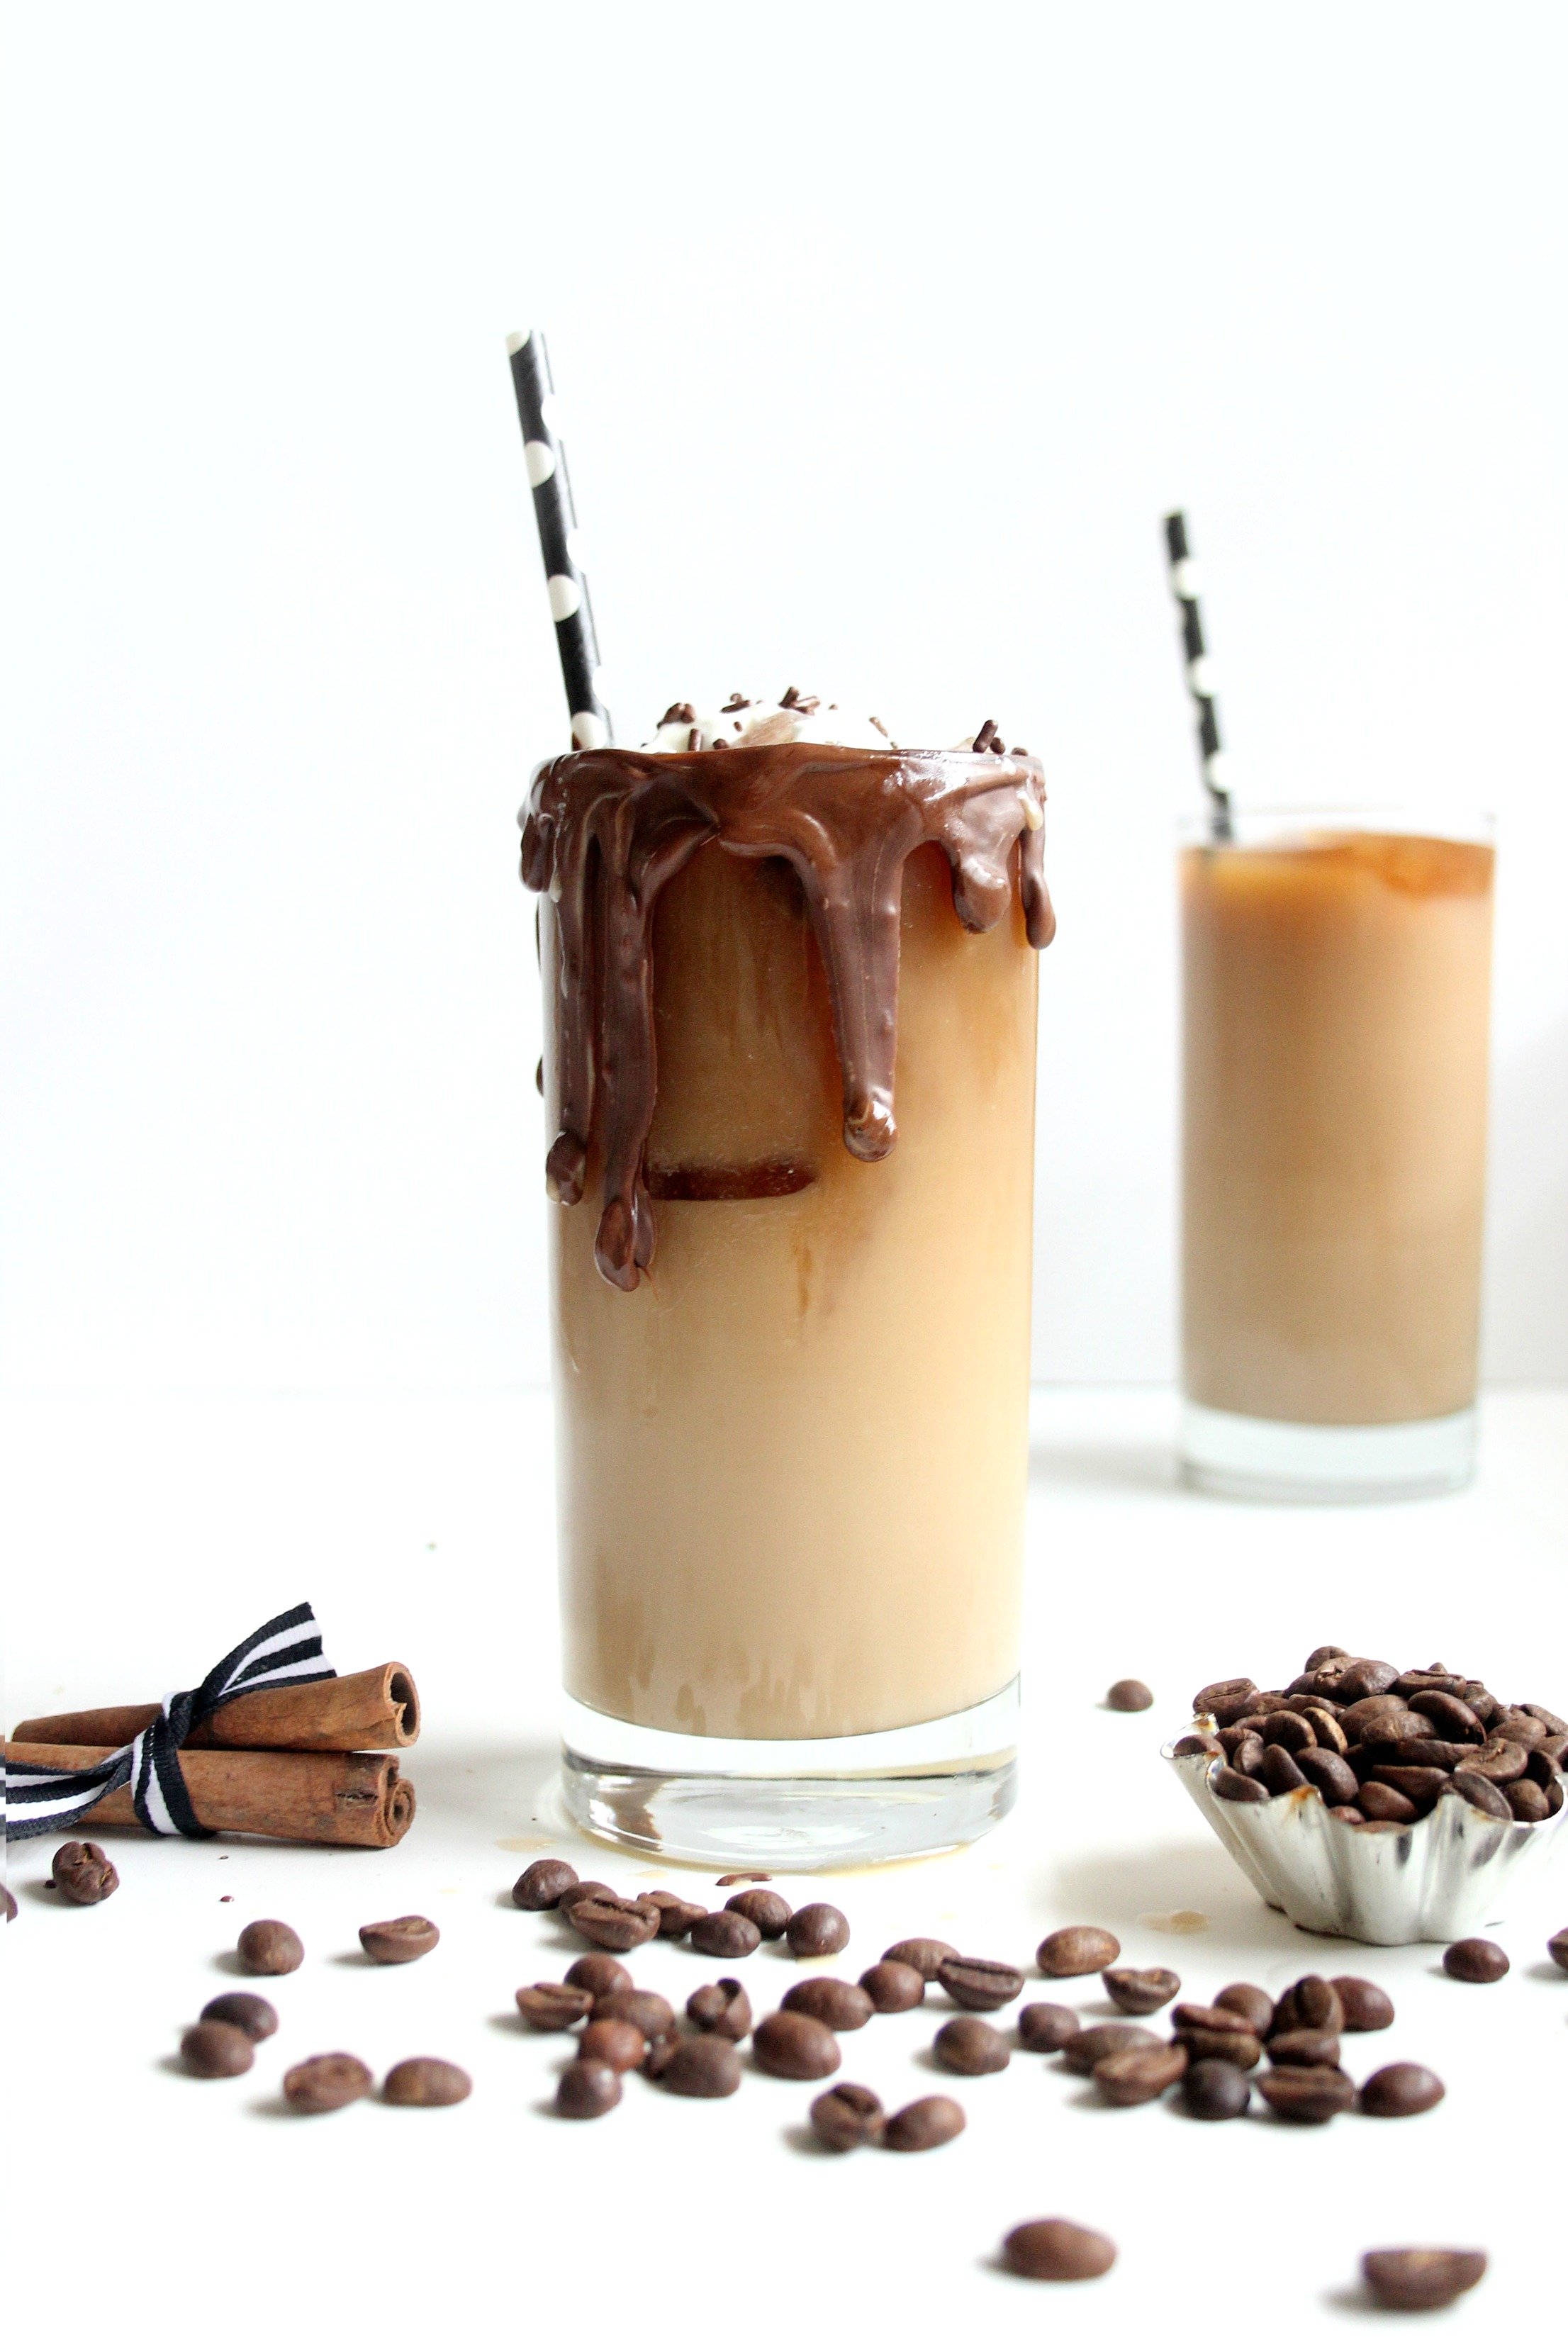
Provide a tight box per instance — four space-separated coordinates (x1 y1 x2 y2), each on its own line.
687 1980 752 2039
1255 2065 1355 2123
1548 1928 1568 1973
1443 1937 1508 1983
515 1982 593 2032
1192 1676 1258 1725
1 1883 16 1924
1213 1983 1274 2036
556 2058 621 2118
1360 2062 1444 2117
661 2035 743 2099
237 1918 303 1975
1036 1925 1120 1977
786 1903 849 1959
564 1953 631 2001
644 1891 710 1939
859 1960 924 2012
1211 1765 1270 1803
283 2051 373 2113
580 2017 646 2072
724 1888 792 1938
513 1857 578 1910
934 2016 1009 2075
556 1878 613 1916
1017 2002 1080 2053
570 1893 661 1951
1106 1679 1153 1712
181 2020 254 2078
1102 1966 1179 2015
359 1914 439 1965
1170 2005 1262 2068
1061 2023 1159 2076
642 2028 681 2079
690 1909 761 1959
884 2095 965 2151
1329 1976 1393 2032
715 1870 772 1885
594 1988 676 2038
1267 2028 1340 2069
937 1956 1024 2010
1304 1644 1350 1669
753 2010 841 2080
810 2082 885 2151
383 2057 471 2107
200 1991 278 2042
1094 2042 1187 2105
1182 2059 1250 2119
783 1978 873 2032
1450 1769 1512 1820
1002 2218 1116 2280
882 1936 957 1981
1361 2249 1486 2312
1271 1975 1345 2036
51 1840 119 1905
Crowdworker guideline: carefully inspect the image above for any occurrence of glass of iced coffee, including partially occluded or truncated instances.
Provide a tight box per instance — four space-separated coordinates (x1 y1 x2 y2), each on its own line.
1180 808 1494 1501
521 694 1053 1862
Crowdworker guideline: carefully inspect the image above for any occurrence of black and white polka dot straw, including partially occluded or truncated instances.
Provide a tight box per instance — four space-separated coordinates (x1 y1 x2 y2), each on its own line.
507 329 612 749
1164 511 1232 840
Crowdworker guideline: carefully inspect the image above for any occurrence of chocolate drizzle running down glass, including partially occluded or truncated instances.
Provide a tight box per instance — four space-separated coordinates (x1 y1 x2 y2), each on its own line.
522 741 1054 1291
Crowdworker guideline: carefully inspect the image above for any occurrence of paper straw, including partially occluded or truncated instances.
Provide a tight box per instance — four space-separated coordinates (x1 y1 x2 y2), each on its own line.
507 329 612 749
1163 511 1231 840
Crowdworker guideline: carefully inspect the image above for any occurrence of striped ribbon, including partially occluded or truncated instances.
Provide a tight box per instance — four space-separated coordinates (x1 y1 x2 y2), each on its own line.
506 327 612 751
4 1603 335 1842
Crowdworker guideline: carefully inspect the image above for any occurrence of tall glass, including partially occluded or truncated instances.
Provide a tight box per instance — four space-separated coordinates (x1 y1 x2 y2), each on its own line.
1180 808 1494 1501
532 752 1043 1865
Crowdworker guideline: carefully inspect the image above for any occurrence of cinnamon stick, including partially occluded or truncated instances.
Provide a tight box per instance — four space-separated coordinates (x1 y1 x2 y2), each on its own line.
6 1742 415 1848
11 1661 419 1755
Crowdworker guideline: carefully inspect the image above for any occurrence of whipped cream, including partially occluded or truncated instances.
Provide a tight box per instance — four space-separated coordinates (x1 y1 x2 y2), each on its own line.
640 690 897 754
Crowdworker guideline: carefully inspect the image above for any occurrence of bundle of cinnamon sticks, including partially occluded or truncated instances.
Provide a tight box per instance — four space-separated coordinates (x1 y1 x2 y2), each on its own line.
6 1662 420 1849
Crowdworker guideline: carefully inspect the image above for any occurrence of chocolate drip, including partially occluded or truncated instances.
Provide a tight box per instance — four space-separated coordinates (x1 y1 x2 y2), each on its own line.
521 741 1054 1290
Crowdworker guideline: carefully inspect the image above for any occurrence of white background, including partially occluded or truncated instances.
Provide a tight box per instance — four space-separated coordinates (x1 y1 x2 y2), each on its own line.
4 0 1567 1395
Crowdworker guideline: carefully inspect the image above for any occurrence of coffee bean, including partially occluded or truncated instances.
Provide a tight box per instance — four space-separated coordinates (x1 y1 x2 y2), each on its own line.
1173 2025 1261 2068
859 1960 924 2013
1211 1765 1270 1803
1255 2065 1355 2123
1061 2023 1159 2076
1368 1764 1450 1812
595 1988 676 2039
1507 1779 1550 1822
564 1953 631 2001
1036 1925 1119 1978
1182 2059 1250 2119
571 1893 661 1951
1450 1769 1513 1820
383 2057 471 2107
1267 2029 1341 2069
1017 2002 1080 2052
1312 1657 1399 1704
1362 2249 1486 2312
1360 1710 1440 1751
556 1878 613 1916
1523 1701 1568 1734
1172 1732 1221 1758
359 1914 439 1965
661 2034 743 2099
1331 1977 1394 2032
1094 2042 1187 2105
882 1937 957 1981
687 1979 751 2039
783 1978 873 2033
1359 1781 1418 1825
1271 1976 1345 2036
51 1840 119 1905
1443 1937 1508 1983
785 1903 849 1959
515 1982 593 2032
200 1991 278 2042
1227 1733 1266 1778
237 1918 303 1975
1106 1679 1153 1712
937 1956 1024 2010
181 2020 254 2078
810 2083 885 2151
1490 1711 1550 1751
884 2095 965 2151
1102 1966 1179 2015
724 1888 792 1938
642 2028 682 2079
1260 1744 1308 1795
1523 1745 1562 1788
1 1883 15 1925
1465 1738 1530 1784
581 2016 646 2071
556 2058 621 2118
752 2010 841 2080
934 2016 1009 2075
1297 1749 1360 1806
1258 1710 1315 1754
1301 1707 1349 1756
1548 1928 1568 1973
690 1909 761 1959
1305 1645 1350 1670
1329 1805 1367 1823
1418 1691 1485 1741
1192 1677 1258 1725
1360 2062 1444 2117
644 1891 710 1939
283 2051 373 2113
1213 1983 1275 2036
715 1870 773 1886
513 1857 578 1910
1002 2219 1116 2280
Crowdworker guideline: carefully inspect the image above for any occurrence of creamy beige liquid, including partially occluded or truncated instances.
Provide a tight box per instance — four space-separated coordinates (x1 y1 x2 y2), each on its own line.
544 841 1038 1740
1182 830 1494 1427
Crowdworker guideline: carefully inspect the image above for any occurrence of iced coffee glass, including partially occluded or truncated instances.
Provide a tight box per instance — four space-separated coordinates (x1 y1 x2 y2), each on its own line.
1180 808 1494 1501
522 731 1052 1862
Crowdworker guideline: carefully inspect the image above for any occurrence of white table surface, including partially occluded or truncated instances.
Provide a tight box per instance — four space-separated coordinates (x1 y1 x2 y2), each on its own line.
5 1385 1567 2345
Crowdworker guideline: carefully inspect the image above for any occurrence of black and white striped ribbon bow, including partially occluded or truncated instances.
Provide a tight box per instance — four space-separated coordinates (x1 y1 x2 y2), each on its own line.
4 1603 335 1842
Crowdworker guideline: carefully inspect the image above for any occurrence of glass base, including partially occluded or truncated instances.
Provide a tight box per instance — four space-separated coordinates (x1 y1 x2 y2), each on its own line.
1180 1399 1477 1503
559 1681 1019 1867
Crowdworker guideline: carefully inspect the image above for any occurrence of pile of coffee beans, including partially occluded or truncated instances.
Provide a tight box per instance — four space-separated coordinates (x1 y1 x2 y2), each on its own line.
1182 1647 1568 1825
